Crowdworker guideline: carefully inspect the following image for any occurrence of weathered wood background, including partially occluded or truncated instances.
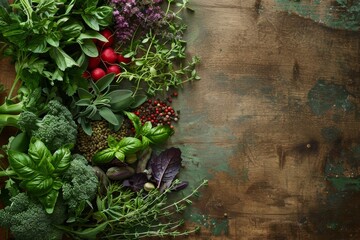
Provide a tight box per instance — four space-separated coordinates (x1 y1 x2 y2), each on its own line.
2 0 360 239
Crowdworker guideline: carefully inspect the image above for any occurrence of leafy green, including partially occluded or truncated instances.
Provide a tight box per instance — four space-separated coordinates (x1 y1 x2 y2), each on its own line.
0 0 112 95
7 138 71 214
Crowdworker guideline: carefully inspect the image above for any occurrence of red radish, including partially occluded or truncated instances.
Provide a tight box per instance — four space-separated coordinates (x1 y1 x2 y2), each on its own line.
117 54 131 64
91 68 106 81
88 56 101 70
101 48 118 63
107 65 121 74
98 29 114 48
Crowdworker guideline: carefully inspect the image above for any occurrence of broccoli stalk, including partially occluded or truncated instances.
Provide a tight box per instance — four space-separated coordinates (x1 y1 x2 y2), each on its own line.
0 86 41 130
0 100 24 128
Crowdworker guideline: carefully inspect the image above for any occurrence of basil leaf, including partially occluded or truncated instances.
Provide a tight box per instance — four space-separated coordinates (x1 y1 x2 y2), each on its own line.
145 125 174 145
45 31 61 47
78 30 108 42
99 107 119 126
81 13 99 31
61 20 83 38
27 35 48 53
23 175 53 196
125 112 142 136
8 150 36 179
52 147 71 174
141 136 150 149
94 6 112 20
141 121 152 136
38 188 59 214
116 137 143 155
49 47 78 71
27 139 54 175
115 151 125 161
92 148 116 164
107 135 118 149
79 39 98 57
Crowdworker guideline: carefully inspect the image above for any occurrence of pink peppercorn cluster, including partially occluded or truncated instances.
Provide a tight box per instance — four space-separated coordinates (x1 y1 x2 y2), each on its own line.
133 92 179 129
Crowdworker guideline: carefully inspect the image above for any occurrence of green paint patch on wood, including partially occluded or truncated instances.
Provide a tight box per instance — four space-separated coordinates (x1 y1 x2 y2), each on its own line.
321 127 341 143
308 80 354 116
275 0 360 30
327 177 360 191
187 212 229 236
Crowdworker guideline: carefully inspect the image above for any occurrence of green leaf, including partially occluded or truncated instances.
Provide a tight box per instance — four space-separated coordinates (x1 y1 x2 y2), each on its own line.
23 175 53 196
78 87 94 99
94 6 112 20
38 188 59 214
46 31 61 47
141 121 152 136
115 151 125 161
81 119 93 136
78 30 108 42
76 98 91 106
9 132 30 153
92 148 115 164
27 35 48 53
108 90 134 111
52 148 71 173
145 125 174 145
99 107 119 126
49 47 78 71
124 112 142 136
27 139 54 175
141 136 150 149
81 13 99 31
61 20 83 38
107 135 118 149
71 222 108 240
79 39 98 57
95 73 115 92
8 150 36 179
131 95 147 108
116 137 143 155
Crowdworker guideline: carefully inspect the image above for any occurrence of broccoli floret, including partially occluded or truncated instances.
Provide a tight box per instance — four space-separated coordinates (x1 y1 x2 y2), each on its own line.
62 154 98 215
18 100 77 152
0 192 66 240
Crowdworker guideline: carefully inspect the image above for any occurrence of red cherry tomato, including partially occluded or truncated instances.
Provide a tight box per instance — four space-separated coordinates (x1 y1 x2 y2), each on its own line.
107 65 121 75
91 68 106 81
101 48 118 63
98 29 114 48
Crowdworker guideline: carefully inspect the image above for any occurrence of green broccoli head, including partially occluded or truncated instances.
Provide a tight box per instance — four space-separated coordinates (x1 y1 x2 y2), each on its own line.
62 154 98 215
18 100 77 152
0 192 66 240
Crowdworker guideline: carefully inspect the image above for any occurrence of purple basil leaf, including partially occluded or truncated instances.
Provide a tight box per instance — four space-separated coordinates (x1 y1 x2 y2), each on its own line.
150 147 182 188
122 173 148 192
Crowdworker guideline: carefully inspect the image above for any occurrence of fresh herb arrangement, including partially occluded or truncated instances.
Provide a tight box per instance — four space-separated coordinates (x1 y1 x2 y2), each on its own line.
0 0 204 239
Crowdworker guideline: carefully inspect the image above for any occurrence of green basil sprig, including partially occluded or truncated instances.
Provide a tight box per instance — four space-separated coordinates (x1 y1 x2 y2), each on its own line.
92 136 143 164
7 137 71 214
125 111 174 148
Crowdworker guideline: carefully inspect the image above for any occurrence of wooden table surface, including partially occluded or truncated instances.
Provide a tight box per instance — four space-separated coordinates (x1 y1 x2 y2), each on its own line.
1 0 360 239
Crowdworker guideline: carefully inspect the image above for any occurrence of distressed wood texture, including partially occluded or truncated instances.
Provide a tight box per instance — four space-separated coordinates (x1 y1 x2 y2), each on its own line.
1 0 360 239
168 0 360 239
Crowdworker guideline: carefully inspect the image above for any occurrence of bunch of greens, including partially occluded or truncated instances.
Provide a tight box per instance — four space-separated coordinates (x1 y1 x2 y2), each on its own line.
113 0 201 96
61 179 208 240
92 111 173 164
72 73 146 135
0 0 112 96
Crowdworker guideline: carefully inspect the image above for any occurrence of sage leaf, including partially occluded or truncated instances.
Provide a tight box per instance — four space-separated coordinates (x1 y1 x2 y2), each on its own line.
99 107 119 126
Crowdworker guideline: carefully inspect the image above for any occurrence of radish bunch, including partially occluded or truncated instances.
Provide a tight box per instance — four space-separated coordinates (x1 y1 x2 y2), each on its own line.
84 29 131 81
